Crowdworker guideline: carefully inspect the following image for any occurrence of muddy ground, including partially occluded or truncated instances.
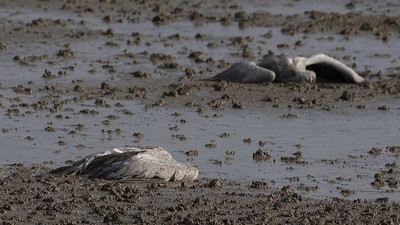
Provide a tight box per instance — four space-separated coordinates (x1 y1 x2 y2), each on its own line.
0 0 400 224
1 165 400 224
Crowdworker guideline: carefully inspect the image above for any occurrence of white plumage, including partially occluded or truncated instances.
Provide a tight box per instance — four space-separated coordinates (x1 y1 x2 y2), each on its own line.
210 53 364 83
51 146 199 182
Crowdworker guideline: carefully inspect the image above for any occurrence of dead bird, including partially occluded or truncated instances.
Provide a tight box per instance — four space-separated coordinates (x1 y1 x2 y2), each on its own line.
51 146 199 181
210 53 364 83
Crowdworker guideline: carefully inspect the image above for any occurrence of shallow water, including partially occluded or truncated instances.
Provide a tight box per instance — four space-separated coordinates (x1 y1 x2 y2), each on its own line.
1 95 399 200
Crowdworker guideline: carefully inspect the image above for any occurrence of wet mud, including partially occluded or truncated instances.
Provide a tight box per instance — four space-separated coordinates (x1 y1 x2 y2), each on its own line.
1 165 400 224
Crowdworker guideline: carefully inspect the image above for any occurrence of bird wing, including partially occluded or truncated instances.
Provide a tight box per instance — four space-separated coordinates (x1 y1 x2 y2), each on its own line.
304 54 364 83
50 148 144 175
90 151 199 181
210 61 276 83
52 146 198 181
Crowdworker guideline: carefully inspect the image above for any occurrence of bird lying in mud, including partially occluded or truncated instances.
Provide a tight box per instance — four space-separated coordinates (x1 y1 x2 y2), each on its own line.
210 53 364 83
51 146 199 182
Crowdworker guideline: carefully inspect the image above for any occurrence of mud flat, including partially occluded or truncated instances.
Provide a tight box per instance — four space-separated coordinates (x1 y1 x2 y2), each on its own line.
0 0 400 224
1 165 400 224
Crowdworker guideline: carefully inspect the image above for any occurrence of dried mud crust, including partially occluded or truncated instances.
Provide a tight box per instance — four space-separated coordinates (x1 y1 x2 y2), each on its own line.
0 165 399 224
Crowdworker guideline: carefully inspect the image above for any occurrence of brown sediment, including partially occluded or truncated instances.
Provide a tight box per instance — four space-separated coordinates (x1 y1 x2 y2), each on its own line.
0 165 399 224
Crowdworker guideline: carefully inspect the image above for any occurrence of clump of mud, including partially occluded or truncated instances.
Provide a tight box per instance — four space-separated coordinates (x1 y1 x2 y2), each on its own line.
252 149 271 161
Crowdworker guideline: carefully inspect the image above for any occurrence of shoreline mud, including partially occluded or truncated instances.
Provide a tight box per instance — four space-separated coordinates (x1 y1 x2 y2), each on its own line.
1 165 400 224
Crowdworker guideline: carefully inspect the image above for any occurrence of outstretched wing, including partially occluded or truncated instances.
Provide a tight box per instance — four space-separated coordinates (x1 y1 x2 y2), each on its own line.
210 62 275 83
304 54 364 83
50 148 143 175
51 147 199 182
